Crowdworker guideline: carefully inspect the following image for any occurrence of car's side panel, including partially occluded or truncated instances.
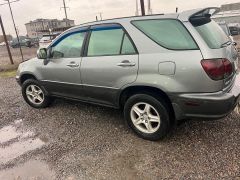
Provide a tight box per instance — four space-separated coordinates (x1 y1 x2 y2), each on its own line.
124 20 223 93
81 55 139 106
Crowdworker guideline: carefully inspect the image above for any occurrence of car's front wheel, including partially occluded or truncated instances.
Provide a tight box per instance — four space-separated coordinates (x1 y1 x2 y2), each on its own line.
124 94 171 141
22 79 52 108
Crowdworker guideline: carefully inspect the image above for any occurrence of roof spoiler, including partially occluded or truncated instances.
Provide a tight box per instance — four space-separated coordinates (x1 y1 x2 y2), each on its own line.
189 7 220 26
178 7 220 26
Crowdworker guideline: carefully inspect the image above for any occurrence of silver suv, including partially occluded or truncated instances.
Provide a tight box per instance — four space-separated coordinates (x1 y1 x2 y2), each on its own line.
16 8 240 140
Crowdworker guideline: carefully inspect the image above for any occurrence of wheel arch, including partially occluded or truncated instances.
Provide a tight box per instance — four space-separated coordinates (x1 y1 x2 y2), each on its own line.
19 73 37 85
118 85 176 124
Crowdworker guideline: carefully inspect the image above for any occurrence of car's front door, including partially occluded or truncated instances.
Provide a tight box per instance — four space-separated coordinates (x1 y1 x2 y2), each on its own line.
81 24 139 106
40 29 87 98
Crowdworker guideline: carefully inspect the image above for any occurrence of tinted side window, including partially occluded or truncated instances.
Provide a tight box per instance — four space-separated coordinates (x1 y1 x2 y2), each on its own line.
121 34 136 55
132 19 198 50
87 28 124 56
51 32 86 58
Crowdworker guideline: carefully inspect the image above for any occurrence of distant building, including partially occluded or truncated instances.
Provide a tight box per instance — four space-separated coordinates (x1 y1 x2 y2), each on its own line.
212 2 240 25
25 18 75 38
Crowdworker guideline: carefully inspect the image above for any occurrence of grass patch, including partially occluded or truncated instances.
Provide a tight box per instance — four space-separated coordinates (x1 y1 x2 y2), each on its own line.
0 70 17 78
0 63 19 72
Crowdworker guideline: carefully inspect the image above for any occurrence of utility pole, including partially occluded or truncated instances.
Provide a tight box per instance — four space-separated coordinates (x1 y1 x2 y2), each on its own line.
0 15 13 64
99 12 103 20
140 0 145 16
176 7 178 13
61 0 69 27
4 0 24 62
135 0 139 16
148 0 152 15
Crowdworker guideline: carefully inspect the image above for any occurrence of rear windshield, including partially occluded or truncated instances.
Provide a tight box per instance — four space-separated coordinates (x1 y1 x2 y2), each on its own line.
132 19 198 50
218 24 230 36
195 20 230 49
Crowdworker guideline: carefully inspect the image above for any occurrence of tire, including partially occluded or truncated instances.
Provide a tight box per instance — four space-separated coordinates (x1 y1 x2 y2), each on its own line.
124 94 170 141
22 79 52 108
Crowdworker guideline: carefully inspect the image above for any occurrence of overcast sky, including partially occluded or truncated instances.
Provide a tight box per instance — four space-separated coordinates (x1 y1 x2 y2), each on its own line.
0 0 240 36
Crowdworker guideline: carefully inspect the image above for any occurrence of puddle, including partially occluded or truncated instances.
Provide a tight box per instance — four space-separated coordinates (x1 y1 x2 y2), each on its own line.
0 125 22 144
0 160 56 180
0 138 45 164
0 120 46 164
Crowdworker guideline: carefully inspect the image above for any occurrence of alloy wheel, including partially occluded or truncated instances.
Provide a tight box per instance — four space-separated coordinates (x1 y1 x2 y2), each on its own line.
26 85 45 105
130 102 161 134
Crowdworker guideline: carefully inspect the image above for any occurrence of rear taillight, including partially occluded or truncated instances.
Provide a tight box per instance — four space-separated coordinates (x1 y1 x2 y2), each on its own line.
223 59 233 77
201 59 233 81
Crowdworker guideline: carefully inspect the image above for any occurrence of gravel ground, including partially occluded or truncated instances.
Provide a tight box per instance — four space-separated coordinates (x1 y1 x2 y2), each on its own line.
0 77 239 180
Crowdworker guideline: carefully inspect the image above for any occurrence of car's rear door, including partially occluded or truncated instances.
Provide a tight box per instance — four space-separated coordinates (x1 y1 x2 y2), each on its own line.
80 24 139 106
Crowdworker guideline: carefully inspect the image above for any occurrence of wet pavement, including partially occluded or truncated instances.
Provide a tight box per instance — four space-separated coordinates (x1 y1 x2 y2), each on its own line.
0 77 239 180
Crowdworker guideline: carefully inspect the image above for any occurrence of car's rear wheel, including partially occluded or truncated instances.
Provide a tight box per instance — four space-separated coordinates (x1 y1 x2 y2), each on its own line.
124 94 170 141
22 79 52 108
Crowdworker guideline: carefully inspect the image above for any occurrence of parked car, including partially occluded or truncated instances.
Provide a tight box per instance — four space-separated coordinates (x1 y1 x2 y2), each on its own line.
11 36 33 48
0 42 6 46
229 26 240 36
217 22 235 42
16 8 240 141
30 37 40 47
39 34 60 48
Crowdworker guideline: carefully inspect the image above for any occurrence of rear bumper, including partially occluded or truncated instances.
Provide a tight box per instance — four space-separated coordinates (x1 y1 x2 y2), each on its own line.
171 74 240 120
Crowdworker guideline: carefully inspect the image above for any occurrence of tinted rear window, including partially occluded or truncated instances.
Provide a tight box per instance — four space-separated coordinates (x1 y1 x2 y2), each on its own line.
132 19 198 50
195 20 230 49
218 24 230 36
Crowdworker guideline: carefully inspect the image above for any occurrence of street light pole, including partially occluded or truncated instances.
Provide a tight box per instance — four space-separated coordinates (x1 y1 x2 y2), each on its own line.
4 0 24 61
0 15 13 64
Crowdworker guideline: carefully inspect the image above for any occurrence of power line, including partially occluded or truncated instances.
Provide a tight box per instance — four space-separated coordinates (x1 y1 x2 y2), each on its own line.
0 0 19 6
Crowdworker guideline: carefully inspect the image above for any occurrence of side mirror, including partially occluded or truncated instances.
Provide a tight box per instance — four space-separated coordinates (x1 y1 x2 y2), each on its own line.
37 48 47 59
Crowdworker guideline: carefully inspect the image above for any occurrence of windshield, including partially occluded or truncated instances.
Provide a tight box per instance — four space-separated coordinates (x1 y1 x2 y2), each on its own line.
195 20 230 49
40 37 51 41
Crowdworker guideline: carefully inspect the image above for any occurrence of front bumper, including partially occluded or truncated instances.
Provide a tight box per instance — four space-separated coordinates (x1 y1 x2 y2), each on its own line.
16 75 21 85
171 74 240 120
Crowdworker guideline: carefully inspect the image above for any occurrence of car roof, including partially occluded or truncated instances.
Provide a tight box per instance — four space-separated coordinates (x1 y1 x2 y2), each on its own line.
84 13 176 25
66 7 219 33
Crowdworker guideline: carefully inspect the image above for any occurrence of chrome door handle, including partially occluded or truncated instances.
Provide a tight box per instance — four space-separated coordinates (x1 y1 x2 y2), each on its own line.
67 63 79 68
117 60 136 67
